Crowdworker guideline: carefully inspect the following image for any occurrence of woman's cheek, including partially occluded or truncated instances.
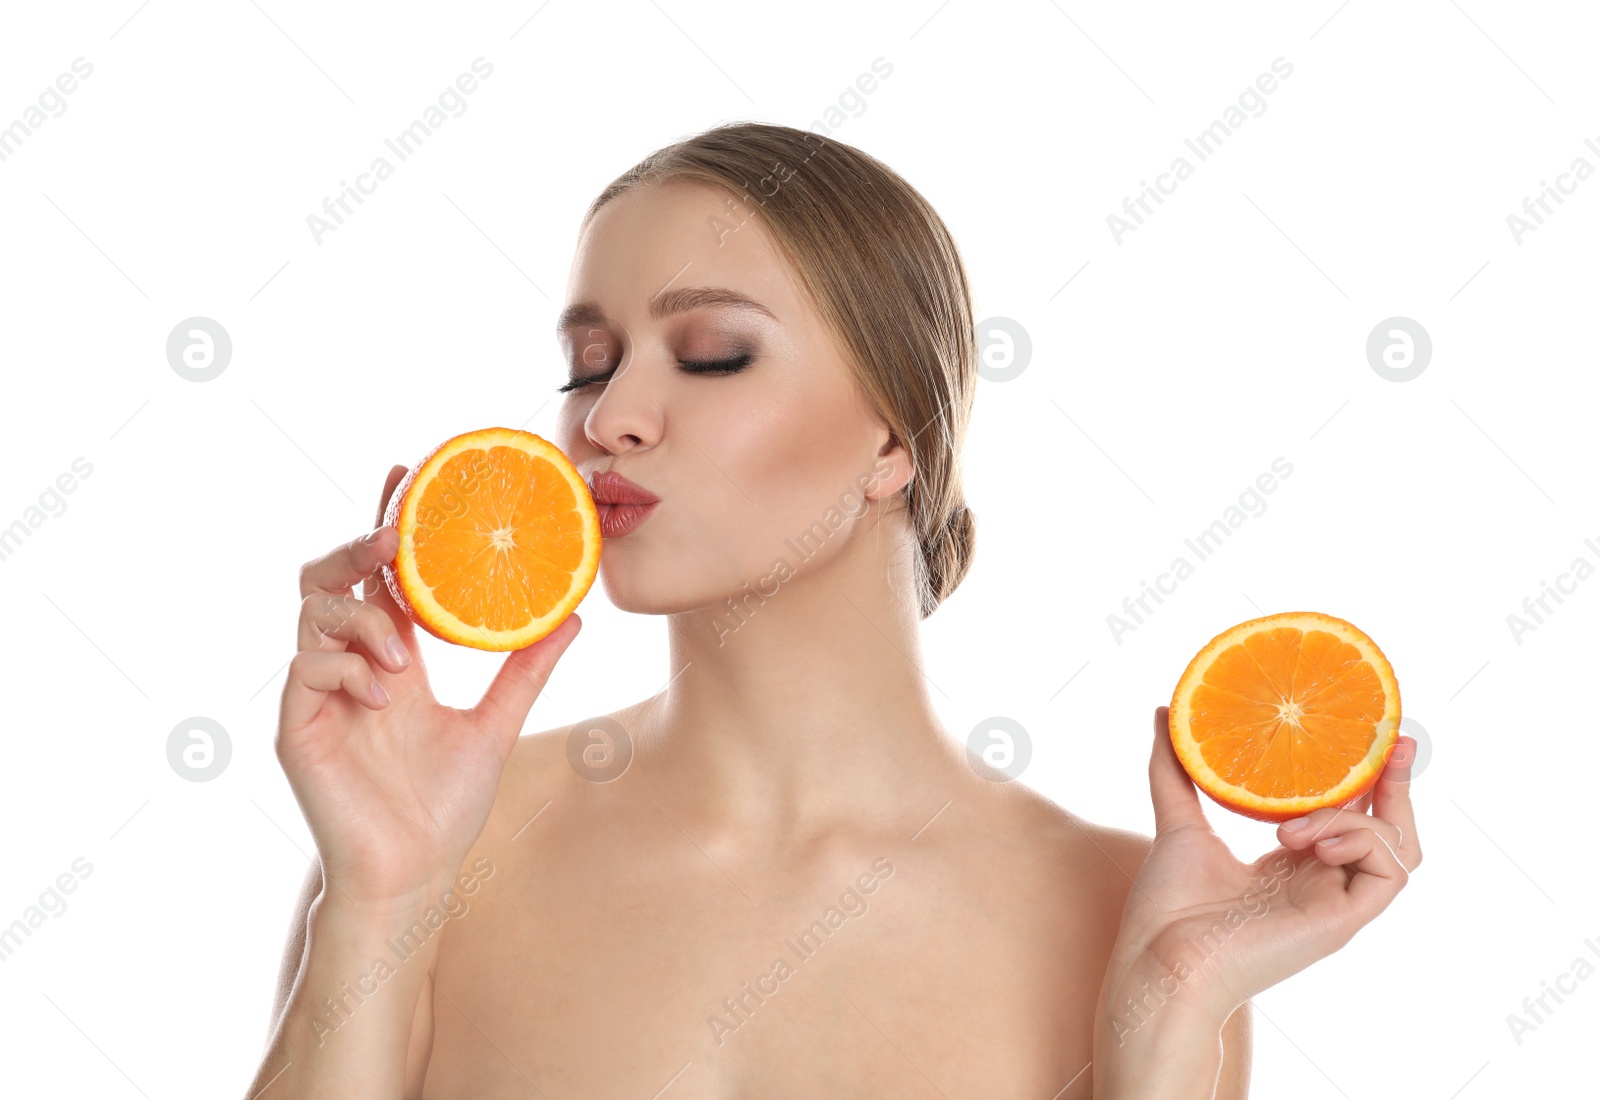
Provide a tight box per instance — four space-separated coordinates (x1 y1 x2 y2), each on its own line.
694 391 795 486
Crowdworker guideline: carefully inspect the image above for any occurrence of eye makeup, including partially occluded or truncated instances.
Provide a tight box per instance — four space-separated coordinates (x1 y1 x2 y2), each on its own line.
557 351 756 393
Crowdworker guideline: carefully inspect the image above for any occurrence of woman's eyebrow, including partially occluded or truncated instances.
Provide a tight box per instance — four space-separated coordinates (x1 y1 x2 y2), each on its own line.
554 286 777 336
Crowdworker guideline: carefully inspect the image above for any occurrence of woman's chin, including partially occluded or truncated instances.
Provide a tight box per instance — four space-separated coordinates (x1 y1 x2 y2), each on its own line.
596 566 688 617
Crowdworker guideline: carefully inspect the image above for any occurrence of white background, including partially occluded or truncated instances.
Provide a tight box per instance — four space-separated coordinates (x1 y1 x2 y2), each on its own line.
1 1 1595 1095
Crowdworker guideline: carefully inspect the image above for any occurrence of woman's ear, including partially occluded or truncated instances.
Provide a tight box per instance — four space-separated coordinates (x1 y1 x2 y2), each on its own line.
864 429 914 501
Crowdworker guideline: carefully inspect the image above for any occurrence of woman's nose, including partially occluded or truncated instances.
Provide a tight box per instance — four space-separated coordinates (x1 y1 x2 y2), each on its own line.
583 353 664 454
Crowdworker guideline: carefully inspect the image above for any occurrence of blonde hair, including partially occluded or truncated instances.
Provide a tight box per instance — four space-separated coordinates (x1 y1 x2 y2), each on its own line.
583 122 977 619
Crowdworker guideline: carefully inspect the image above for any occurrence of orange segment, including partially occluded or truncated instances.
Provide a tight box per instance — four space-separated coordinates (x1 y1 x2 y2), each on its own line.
381 428 601 651
1168 612 1400 822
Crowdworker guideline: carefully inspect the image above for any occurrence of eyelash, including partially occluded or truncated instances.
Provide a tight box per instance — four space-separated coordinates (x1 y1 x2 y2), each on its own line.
557 352 755 393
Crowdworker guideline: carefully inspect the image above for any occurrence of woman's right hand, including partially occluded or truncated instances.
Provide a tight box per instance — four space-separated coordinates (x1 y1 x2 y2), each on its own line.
275 463 582 915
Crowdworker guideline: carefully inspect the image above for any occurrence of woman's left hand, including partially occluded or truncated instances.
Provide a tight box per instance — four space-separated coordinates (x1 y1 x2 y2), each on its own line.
1101 705 1422 1026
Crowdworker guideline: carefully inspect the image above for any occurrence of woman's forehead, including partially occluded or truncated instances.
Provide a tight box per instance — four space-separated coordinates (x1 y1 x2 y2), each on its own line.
569 180 803 324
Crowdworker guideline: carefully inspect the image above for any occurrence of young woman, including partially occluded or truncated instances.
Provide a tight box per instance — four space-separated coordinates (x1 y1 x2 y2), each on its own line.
247 122 1420 1098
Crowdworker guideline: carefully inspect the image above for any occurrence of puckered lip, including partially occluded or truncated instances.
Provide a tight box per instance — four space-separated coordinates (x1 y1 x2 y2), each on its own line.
588 469 660 506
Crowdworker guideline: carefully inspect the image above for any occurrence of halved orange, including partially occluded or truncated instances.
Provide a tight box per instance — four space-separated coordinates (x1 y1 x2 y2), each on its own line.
381 428 601 651
1168 612 1400 823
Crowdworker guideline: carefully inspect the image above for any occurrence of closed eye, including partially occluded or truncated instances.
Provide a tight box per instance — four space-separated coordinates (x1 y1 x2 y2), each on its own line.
558 352 755 393
680 352 755 377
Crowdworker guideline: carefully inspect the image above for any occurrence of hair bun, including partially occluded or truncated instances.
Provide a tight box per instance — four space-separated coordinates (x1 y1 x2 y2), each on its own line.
919 500 976 618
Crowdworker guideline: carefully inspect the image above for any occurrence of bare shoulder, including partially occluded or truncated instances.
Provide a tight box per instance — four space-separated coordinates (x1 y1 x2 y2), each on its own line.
987 787 1258 1093
501 716 581 796
978 777 1153 898
509 699 655 782
471 699 655 855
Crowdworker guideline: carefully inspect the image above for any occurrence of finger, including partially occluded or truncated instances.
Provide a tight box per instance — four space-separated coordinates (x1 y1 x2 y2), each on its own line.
362 464 410 602
281 650 390 730
298 591 412 674
375 463 406 528
1277 804 1403 857
1372 734 1420 867
469 614 582 749
300 525 399 600
1307 826 1409 928
1150 705 1211 835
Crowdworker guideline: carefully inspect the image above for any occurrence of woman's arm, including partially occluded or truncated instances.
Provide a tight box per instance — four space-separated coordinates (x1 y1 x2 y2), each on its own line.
244 464 581 1095
248 872 450 1098
1091 966 1252 1098
1217 1002 1252 1099
267 858 321 1035
1091 707 1418 1098
1091 949 1224 1098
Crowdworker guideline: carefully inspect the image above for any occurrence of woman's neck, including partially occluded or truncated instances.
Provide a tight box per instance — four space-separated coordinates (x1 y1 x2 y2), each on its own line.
641 532 962 851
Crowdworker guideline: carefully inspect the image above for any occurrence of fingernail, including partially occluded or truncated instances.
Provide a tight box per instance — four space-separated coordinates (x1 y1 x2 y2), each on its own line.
385 636 410 666
370 679 390 705
1281 817 1310 831
1316 835 1341 846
